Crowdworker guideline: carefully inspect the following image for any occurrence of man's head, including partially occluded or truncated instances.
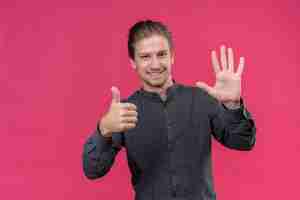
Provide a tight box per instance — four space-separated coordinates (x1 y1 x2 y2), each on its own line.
128 20 174 60
128 20 174 90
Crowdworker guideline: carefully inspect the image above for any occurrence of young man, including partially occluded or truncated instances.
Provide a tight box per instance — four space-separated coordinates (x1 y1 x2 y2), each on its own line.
83 20 256 200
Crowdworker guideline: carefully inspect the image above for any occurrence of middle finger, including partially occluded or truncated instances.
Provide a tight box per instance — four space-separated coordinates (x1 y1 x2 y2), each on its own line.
220 45 228 71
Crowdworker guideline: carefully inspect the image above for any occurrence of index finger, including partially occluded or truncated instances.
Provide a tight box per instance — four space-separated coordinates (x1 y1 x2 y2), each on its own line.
121 103 137 111
211 50 221 74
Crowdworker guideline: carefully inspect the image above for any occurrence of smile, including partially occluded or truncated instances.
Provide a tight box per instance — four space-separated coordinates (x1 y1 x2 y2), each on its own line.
148 72 163 78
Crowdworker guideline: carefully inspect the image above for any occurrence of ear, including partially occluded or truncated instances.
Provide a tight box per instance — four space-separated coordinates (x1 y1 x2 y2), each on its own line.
170 51 175 65
130 59 137 70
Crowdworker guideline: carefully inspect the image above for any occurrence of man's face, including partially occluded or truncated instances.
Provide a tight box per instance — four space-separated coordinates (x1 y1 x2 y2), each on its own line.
130 34 174 89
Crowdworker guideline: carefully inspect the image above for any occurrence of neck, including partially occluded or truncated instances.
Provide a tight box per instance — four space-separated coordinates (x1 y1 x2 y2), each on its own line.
142 77 174 98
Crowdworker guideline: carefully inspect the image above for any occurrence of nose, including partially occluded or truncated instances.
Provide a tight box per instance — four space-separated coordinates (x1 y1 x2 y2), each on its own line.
149 56 161 69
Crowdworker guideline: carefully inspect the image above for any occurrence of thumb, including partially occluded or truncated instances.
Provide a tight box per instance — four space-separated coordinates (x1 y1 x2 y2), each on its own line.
111 86 120 103
195 81 216 97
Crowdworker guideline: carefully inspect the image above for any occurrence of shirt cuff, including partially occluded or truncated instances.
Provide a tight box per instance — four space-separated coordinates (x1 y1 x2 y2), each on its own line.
92 125 113 153
96 122 123 149
222 99 252 122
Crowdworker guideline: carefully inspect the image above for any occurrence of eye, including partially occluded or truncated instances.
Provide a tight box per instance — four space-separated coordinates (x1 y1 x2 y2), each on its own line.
140 55 150 59
158 51 168 57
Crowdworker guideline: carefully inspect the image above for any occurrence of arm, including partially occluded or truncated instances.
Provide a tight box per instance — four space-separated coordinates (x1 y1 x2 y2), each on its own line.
82 125 123 179
209 98 256 150
82 87 137 179
195 45 256 150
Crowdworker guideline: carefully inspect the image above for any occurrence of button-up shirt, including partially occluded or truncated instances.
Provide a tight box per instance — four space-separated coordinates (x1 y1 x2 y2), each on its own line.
82 83 256 200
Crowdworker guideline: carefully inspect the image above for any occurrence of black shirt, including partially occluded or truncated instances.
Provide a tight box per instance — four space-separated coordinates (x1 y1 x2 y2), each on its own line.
82 83 256 200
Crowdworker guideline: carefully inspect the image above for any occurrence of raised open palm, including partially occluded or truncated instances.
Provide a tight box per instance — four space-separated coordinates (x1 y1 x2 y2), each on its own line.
196 45 244 104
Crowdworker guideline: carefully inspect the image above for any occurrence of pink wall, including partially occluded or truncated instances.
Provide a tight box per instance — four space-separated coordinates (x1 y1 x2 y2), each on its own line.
1 0 299 199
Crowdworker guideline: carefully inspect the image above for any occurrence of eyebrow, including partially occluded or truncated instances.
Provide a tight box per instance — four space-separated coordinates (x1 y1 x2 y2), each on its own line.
157 50 168 54
138 49 169 55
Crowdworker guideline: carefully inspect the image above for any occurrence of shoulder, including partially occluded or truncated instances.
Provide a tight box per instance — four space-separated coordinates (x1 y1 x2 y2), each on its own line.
120 90 140 103
177 83 213 101
178 84 219 112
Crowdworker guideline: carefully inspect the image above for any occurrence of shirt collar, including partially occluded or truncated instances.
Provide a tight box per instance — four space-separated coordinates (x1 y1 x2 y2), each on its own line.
138 80 180 102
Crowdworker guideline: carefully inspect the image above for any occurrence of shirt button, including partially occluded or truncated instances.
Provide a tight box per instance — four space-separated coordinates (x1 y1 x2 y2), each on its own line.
167 121 173 128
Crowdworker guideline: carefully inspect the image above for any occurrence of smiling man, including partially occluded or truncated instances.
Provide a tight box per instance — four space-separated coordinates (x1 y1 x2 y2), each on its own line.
130 33 174 99
83 20 256 200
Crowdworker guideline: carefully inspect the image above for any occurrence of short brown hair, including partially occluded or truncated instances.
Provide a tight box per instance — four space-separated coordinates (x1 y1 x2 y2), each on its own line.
128 20 173 59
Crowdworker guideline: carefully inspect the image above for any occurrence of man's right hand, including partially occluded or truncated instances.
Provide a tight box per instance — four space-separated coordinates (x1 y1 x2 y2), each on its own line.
99 86 138 138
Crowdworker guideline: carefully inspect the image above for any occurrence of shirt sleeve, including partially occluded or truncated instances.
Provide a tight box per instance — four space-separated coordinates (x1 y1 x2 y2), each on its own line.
193 87 256 151
209 97 256 151
82 123 124 179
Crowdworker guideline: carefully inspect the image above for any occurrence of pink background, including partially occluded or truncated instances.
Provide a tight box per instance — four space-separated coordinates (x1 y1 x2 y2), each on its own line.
1 0 299 199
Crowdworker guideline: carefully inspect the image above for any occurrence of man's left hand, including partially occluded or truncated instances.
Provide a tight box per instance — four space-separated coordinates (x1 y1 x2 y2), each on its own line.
196 45 244 109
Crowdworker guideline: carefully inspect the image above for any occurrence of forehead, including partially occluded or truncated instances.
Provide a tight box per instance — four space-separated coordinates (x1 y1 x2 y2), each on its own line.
134 35 170 54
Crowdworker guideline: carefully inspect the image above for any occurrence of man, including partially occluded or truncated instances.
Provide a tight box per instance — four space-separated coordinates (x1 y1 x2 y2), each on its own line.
82 20 256 200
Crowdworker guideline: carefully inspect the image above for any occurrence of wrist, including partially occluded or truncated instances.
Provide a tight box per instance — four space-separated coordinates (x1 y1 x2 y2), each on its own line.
98 119 112 138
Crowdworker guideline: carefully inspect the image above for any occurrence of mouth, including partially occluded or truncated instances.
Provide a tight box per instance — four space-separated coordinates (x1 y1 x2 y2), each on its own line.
147 70 165 79
149 72 162 79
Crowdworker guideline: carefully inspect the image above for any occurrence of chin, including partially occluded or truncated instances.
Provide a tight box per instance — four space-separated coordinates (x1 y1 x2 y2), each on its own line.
148 79 167 88
141 74 170 88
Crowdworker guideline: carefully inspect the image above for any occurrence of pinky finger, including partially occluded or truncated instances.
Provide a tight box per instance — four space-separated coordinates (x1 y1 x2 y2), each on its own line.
236 57 245 76
122 123 136 131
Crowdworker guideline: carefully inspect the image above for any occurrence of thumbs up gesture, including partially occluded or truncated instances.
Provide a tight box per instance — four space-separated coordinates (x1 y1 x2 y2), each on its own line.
99 87 138 138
